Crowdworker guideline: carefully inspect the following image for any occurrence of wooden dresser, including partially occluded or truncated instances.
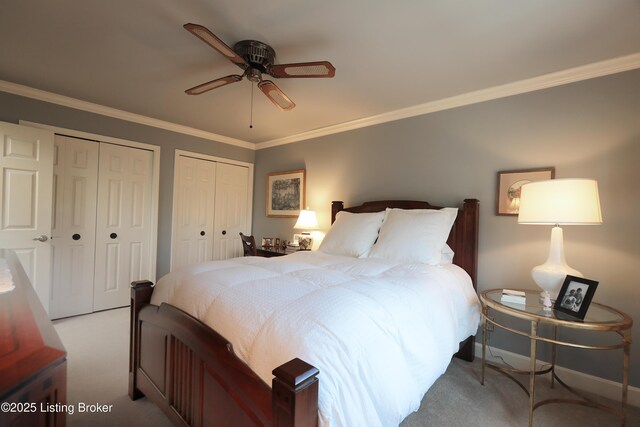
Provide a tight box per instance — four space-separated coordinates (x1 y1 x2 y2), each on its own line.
0 249 67 427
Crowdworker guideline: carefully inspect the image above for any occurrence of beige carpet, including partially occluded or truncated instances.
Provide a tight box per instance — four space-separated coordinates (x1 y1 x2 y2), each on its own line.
54 308 639 427
53 307 172 427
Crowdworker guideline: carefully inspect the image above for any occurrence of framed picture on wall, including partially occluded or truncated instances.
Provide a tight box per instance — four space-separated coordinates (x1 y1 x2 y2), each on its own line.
554 275 599 319
266 169 306 217
496 167 555 215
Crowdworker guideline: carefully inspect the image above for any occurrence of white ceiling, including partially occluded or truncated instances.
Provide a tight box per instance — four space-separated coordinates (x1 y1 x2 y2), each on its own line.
1 0 639 145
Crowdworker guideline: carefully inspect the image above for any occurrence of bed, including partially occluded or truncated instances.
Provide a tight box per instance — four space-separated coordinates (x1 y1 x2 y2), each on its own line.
129 199 480 427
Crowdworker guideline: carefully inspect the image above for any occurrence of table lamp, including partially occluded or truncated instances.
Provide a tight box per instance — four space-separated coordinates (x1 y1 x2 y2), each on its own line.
518 179 602 305
294 209 318 250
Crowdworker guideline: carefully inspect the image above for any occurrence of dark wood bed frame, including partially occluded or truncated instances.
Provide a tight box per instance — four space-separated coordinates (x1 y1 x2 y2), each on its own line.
129 199 479 427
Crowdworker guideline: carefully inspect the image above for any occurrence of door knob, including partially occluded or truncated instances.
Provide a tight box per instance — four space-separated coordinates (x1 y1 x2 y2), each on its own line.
72 234 81 241
110 233 118 239
32 235 49 242
222 230 227 235
200 231 205 236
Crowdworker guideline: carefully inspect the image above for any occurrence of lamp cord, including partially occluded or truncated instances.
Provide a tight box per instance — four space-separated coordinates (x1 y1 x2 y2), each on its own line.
486 321 551 372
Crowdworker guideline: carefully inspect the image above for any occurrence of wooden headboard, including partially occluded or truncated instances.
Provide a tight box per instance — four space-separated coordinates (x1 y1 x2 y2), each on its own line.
331 199 479 290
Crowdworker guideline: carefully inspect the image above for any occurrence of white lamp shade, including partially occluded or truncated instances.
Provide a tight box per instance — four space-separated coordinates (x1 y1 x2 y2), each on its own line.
518 179 602 225
294 209 318 230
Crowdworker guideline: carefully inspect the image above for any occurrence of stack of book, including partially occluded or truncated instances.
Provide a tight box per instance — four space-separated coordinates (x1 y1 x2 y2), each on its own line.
501 289 526 305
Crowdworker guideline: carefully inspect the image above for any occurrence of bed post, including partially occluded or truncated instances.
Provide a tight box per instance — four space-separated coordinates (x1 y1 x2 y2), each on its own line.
455 198 479 362
129 280 154 400
272 358 319 427
461 198 479 287
331 200 344 224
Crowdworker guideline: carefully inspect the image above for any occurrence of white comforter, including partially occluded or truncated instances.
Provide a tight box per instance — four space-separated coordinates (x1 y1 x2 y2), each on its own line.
151 251 480 427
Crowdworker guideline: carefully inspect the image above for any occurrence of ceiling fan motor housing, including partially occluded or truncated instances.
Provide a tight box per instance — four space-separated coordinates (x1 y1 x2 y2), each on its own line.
234 40 276 72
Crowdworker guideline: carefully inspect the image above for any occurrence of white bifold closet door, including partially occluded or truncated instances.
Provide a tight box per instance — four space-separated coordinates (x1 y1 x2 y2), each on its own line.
50 136 99 319
172 155 216 269
171 155 249 270
213 162 249 260
93 142 153 311
50 135 155 317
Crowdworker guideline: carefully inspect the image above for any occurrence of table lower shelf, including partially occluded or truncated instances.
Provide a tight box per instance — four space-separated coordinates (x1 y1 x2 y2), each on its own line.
484 361 625 420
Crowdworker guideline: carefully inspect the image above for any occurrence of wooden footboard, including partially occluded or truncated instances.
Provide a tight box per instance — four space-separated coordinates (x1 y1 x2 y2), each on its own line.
129 280 319 427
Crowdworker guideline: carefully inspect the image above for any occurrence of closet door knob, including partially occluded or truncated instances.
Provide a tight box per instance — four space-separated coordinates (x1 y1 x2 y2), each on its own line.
110 233 118 239
222 230 227 235
72 233 81 241
200 231 205 236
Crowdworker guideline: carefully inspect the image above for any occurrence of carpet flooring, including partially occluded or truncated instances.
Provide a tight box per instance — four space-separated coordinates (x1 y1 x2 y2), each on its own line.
53 307 638 427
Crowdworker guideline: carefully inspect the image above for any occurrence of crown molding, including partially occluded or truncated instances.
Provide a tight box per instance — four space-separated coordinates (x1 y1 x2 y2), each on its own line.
255 52 640 150
0 80 255 150
2 52 639 151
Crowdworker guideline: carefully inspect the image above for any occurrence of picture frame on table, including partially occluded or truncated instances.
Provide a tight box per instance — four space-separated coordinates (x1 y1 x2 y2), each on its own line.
554 275 599 320
291 233 313 250
261 237 273 248
496 167 555 215
266 169 306 217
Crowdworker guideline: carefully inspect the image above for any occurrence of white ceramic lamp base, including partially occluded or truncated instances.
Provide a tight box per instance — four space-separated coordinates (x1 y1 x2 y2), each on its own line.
531 226 582 307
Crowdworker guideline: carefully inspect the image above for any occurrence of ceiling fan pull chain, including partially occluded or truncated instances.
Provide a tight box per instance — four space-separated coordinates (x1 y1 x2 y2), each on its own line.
249 82 254 129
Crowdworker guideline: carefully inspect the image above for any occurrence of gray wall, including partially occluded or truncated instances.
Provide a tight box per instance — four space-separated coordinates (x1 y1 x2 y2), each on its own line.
253 69 640 387
0 91 255 278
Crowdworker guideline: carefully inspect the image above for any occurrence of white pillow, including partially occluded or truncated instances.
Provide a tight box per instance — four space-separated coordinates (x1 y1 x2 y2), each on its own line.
440 244 455 264
367 208 458 264
318 211 385 257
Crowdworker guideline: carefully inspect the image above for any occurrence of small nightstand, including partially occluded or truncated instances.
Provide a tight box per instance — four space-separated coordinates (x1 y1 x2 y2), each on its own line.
480 288 632 427
256 246 288 258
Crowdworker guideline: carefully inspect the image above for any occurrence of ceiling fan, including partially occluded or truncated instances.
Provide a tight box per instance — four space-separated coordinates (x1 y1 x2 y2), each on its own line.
183 23 336 111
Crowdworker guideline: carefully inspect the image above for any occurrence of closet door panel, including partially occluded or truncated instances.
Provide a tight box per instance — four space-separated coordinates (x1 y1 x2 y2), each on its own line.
94 143 153 311
171 156 216 270
50 136 98 319
213 163 249 260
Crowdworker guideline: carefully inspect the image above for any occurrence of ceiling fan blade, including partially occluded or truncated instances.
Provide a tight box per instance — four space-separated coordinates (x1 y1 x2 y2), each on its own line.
258 80 296 111
269 61 335 78
184 23 248 69
185 75 243 95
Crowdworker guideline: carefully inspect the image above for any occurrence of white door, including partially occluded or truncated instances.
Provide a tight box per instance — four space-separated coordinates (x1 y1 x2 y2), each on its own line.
171 155 216 270
0 121 54 312
93 142 153 311
213 162 249 260
50 135 99 319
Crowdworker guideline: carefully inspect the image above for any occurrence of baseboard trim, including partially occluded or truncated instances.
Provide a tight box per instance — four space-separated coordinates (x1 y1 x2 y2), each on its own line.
475 342 639 408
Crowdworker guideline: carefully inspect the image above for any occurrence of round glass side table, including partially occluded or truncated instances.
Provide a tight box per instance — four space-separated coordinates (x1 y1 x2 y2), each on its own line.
479 288 632 427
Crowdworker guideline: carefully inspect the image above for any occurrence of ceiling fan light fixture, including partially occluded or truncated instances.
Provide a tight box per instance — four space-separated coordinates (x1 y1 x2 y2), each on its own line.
183 23 334 110
245 68 262 83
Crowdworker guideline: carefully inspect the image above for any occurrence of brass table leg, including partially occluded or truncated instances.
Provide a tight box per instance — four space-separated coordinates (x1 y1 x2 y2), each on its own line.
481 306 488 385
621 329 631 426
529 320 538 427
551 325 557 389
